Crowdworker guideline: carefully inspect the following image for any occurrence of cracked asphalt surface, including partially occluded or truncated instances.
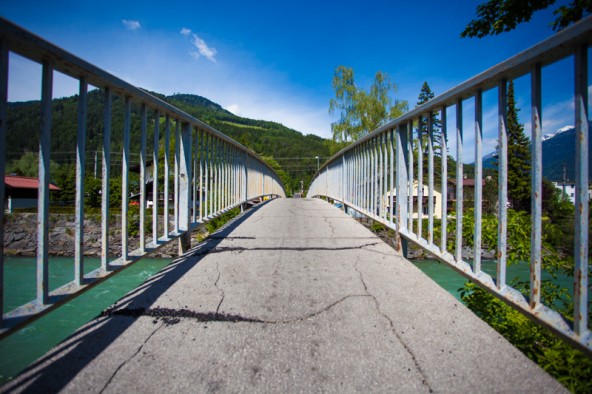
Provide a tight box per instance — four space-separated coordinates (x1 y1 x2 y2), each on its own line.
1 198 565 393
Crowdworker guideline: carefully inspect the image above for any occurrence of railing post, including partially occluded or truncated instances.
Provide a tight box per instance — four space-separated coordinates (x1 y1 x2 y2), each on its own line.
474 90 483 274
396 124 409 255
37 60 53 304
574 44 589 335
139 104 147 253
178 122 192 254
455 99 463 264
100 87 112 272
153 111 160 243
497 80 508 288
440 106 448 254
121 97 131 261
164 115 170 237
530 63 543 308
0 39 7 321
74 78 88 285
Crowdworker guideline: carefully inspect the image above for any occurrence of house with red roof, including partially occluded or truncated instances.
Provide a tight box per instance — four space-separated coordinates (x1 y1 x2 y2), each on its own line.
4 175 60 212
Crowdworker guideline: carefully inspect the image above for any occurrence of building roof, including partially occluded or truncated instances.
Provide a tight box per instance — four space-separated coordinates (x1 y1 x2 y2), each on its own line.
448 178 484 187
5 175 60 191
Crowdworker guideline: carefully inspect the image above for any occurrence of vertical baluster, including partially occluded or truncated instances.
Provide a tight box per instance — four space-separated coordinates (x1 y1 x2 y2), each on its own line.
408 123 414 233
397 124 409 234
179 122 192 232
199 130 203 221
204 132 209 218
192 128 197 223
121 97 131 260
164 115 170 238
428 113 434 245
38 61 53 303
574 45 589 335
153 111 160 243
140 104 147 253
209 136 214 216
101 87 112 272
474 90 483 273
174 120 180 232
440 107 448 254
383 132 388 222
389 128 395 227
417 117 424 239
455 99 463 263
74 78 87 285
497 80 508 288
0 40 7 320
530 63 543 308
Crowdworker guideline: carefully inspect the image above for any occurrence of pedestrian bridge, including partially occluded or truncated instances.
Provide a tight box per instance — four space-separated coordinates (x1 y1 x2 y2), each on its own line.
0 16 591 392
0 198 565 392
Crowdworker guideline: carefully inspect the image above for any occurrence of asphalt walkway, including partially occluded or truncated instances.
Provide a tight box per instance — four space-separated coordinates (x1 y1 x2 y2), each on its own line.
2 198 565 393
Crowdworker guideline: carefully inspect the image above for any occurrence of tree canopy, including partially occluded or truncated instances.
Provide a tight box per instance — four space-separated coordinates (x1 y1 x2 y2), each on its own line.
329 66 407 142
461 0 592 38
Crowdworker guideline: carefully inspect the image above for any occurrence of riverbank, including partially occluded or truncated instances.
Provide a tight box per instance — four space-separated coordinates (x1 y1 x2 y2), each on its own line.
3 212 199 258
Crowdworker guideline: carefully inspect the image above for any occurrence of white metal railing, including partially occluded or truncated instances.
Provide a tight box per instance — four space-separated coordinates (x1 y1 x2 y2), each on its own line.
308 17 591 355
0 18 285 337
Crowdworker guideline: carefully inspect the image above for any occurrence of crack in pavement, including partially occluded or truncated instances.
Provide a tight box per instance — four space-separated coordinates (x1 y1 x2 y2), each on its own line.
214 261 225 315
353 262 434 393
323 216 337 237
99 322 164 394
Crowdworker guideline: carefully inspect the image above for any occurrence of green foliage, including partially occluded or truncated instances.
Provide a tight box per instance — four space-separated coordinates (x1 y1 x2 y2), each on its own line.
461 0 591 38
460 283 592 393
329 66 408 142
453 190 589 391
205 207 241 234
127 205 152 237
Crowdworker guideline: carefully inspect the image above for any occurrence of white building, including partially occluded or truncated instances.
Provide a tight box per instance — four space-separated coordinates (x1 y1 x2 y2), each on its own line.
552 182 592 204
386 181 443 220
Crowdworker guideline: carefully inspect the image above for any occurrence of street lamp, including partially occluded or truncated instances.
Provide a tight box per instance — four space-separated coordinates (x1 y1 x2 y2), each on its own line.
315 156 320 172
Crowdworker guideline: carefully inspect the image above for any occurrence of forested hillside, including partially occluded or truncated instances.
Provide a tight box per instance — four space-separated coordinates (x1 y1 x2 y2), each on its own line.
6 90 332 196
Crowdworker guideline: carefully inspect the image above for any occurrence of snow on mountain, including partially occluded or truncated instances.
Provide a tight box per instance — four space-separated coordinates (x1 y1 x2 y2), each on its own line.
542 125 574 142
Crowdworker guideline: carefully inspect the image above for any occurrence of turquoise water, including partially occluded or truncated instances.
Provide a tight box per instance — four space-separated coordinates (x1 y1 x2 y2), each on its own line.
0 256 172 384
411 259 574 302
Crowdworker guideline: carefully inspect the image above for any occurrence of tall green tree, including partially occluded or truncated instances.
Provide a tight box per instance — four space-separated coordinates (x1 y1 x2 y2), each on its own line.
461 0 592 38
329 66 407 142
415 82 444 186
506 80 531 212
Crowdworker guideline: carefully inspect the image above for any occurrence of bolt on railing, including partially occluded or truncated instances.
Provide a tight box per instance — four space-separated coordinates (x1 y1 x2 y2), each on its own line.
0 18 285 338
308 16 592 355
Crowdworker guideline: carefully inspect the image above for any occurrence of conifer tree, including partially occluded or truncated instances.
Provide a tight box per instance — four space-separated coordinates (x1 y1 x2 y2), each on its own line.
416 81 443 185
506 80 531 212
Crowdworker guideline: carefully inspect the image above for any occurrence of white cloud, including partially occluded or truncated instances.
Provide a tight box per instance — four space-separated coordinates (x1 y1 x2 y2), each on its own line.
122 19 141 31
190 34 217 62
180 27 191 37
225 104 240 115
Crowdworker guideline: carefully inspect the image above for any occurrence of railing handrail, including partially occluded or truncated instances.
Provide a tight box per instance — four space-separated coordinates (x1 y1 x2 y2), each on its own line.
317 15 592 174
0 17 285 339
0 17 282 179
308 16 591 355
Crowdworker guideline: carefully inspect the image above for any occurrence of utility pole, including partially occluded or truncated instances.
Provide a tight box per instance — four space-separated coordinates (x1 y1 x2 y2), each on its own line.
562 162 567 200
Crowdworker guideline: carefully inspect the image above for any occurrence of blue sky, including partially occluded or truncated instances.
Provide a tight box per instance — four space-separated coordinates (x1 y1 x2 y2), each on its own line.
0 0 580 156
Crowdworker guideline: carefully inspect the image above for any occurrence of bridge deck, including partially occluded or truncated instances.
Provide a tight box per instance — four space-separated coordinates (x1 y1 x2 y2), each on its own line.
2 198 564 393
